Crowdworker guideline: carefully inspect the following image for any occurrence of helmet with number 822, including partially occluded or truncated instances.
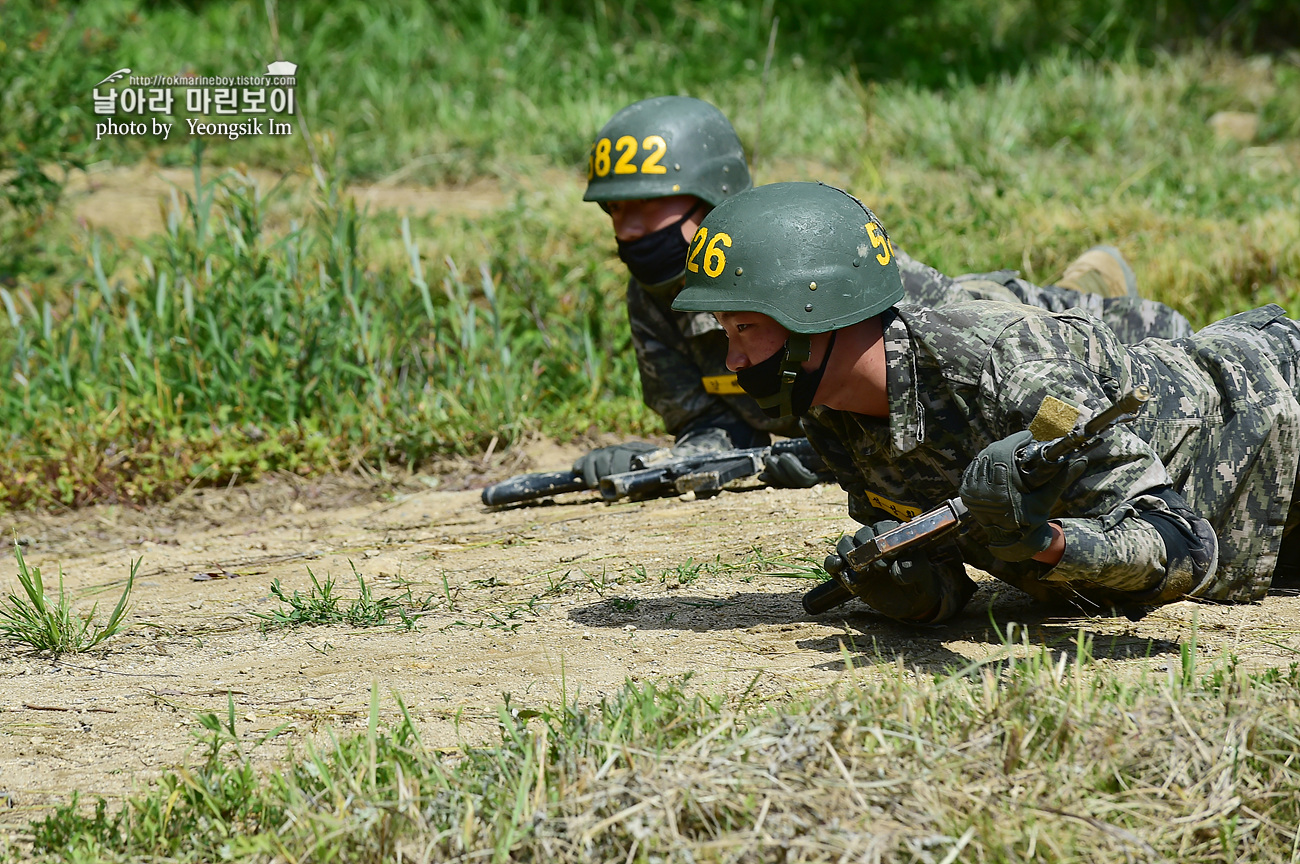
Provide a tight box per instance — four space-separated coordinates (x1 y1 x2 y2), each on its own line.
583 96 751 206
671 181 905 333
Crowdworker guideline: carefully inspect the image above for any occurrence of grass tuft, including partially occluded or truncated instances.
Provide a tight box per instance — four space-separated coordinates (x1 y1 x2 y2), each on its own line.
251 563 427 630
0 544 136 655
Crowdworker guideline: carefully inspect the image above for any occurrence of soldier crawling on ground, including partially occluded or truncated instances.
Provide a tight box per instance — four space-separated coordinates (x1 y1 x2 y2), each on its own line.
671 181 1300 622
573 96 1195 492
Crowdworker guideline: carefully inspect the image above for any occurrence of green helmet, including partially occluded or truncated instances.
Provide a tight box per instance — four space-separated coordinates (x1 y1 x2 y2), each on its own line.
671 182 905 419
583 96 751 206
671 181 904 332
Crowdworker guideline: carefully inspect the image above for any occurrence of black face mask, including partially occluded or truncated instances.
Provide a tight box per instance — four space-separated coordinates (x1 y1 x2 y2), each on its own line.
616 203 704 290
734 332 837 419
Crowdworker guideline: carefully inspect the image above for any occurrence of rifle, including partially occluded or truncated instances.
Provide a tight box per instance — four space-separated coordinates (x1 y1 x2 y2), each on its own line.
803 386 1152 615
482 438 825 508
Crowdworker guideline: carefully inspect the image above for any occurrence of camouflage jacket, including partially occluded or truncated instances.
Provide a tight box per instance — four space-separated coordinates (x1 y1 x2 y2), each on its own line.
802 302 1300 617
893 250 1195 345
628 250 1194 446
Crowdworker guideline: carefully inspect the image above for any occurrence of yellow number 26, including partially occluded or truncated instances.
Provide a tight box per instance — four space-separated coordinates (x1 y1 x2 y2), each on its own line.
686 227 732 278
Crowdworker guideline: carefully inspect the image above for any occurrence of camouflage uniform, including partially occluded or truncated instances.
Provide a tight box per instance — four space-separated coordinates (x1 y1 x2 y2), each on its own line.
631 250 1195 448
895 250 1195 345
801 301 1300 616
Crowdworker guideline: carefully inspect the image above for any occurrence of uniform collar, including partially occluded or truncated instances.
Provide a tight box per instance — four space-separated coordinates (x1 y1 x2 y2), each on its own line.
630 275 722 336
881 308 923 454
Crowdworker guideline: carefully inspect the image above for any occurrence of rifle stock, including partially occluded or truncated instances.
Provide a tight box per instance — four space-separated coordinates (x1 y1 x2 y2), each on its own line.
480 470 586 507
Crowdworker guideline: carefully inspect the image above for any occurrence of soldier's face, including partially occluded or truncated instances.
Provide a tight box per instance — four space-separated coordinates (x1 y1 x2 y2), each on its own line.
605 195 703 243
715 312 790 372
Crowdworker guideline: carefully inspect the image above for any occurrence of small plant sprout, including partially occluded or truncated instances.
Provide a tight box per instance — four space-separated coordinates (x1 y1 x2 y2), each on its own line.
252 562 419 629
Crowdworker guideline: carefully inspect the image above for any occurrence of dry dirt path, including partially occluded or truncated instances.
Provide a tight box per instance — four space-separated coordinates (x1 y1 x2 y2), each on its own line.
3 452 1300 832
62 161 533 238
6 160 1300 834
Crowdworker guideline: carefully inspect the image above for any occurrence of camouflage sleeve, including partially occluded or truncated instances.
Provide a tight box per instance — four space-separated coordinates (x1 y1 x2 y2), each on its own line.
981 313 1215 597
800 412 872 517
995 277 1196 342
1045 504 1170 591
1045 491 1218 600
894 249 1019 307
626 280 748 440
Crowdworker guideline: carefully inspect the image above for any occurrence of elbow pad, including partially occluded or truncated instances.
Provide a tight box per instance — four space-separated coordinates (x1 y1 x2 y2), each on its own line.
1131 487 1219 603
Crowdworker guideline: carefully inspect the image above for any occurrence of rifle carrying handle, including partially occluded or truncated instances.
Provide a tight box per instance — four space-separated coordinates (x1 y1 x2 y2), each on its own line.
481 470 587 507
803 578 856 615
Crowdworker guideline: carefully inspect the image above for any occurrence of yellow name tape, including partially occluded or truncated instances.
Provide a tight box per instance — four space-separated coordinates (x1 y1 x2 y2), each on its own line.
702 374 746 395
865 491 921 521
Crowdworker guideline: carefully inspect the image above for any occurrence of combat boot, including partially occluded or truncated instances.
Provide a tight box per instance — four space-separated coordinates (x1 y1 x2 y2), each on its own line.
1057 245 1138 298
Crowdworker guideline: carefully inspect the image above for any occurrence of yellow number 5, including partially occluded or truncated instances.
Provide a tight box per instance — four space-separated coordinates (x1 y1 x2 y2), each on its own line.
865 221 892 266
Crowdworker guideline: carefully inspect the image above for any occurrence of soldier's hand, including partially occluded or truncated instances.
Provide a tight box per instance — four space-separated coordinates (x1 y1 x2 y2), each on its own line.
824 521 952 622
959 430 1087 561
573 441 660 486
760 451 821 488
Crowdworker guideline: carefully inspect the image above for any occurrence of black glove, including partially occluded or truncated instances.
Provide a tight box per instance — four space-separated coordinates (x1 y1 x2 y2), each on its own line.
573 441 660 487
823 521 962 622
760 451 821 488
959 430 1087 561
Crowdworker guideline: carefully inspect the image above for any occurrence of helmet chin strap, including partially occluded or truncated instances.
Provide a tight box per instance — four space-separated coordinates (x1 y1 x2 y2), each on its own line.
754 332 812 418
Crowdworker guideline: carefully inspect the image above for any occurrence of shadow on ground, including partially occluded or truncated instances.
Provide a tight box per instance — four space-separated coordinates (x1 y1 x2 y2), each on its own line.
568 581 1184 676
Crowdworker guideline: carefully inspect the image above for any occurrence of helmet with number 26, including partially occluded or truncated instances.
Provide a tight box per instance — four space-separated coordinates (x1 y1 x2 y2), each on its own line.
671 182 905 418
583 96 751 206
672 181 904 332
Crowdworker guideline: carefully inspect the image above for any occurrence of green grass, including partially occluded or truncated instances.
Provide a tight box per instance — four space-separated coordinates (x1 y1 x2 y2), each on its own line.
251 564 430 630
16 640 1300 862
8 0 1295 188
0 148 648 507
0 2 1297 509
0 544 136 655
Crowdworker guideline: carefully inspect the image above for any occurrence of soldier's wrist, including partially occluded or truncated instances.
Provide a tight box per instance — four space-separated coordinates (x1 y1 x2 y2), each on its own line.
1031 522 1066 566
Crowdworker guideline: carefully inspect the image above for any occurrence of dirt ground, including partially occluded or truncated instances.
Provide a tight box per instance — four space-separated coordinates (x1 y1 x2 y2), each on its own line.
4 163 1300 838
2 436 1300 834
